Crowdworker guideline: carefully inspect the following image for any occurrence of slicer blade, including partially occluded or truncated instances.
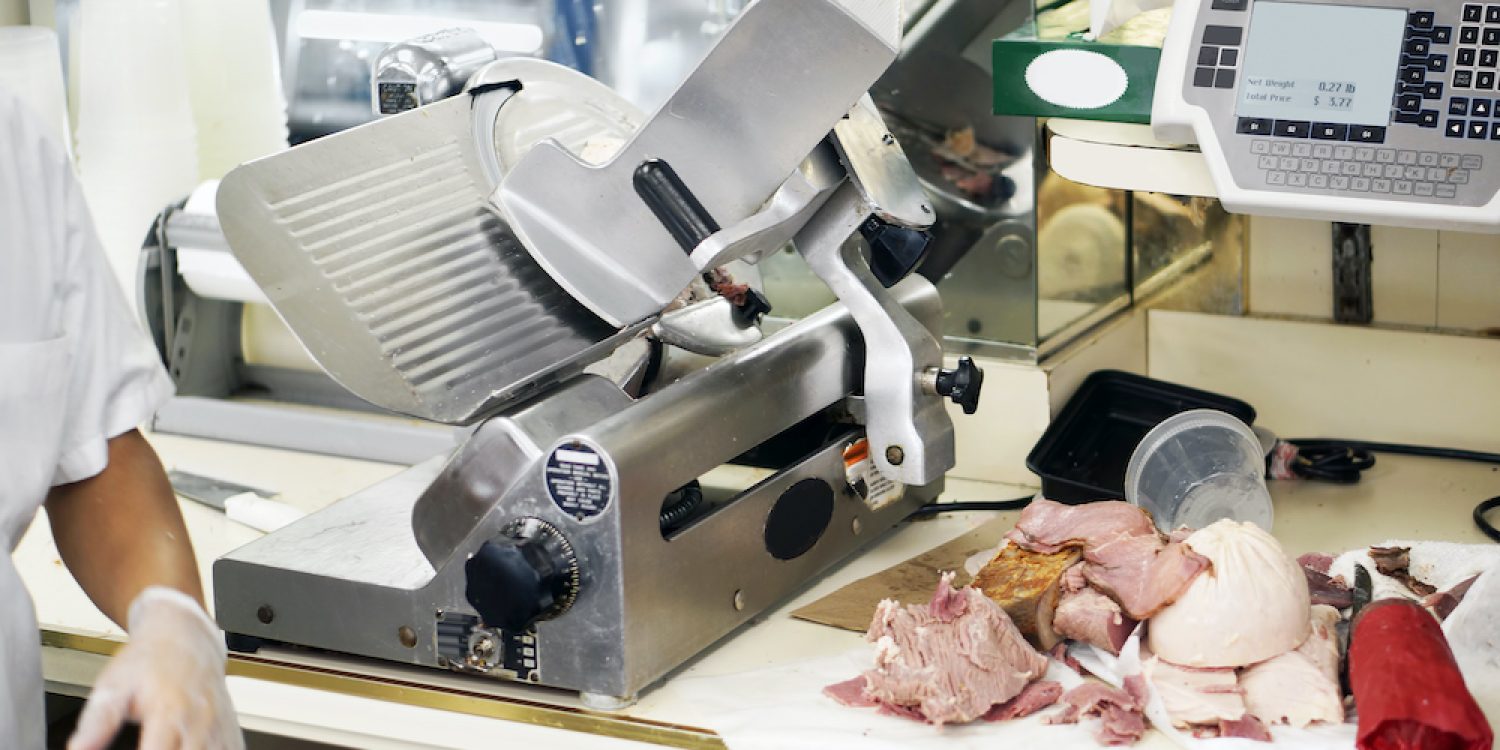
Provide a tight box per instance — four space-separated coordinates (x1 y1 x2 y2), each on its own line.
217 73 647 425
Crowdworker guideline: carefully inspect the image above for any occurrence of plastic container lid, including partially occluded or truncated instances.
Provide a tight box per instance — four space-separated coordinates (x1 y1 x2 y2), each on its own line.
1124 408 1273 532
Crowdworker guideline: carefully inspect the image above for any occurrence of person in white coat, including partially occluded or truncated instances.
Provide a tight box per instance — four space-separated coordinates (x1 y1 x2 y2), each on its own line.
1 89 242 748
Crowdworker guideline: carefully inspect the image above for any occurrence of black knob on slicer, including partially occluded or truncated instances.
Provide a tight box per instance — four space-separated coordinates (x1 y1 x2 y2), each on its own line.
464 518 579 632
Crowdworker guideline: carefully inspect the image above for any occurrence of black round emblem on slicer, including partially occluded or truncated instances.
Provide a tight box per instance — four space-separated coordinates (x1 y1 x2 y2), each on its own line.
544 443 613 520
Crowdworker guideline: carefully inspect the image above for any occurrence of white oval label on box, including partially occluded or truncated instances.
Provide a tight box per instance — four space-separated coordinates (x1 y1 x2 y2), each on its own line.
1024 50 1130 110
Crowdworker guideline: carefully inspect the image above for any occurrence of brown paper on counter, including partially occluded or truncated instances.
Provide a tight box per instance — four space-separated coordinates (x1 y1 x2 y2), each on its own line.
791 514 1017 631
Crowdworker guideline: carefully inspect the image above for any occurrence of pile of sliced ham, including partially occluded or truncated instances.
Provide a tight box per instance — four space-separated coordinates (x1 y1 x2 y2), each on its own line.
825 572 1052 725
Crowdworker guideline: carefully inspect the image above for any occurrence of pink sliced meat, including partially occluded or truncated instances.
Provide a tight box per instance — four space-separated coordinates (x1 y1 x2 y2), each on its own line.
823 676 878 708
1008 500 1208 619
1061 562 1089 593
983 680 1064 721
1054 586 1137 655
1045 681 1148 746
1142 655 1245 727
878 702 928 722
1423 574 1482 621
1298 553 1335 576
1219 715 1274 742
861 572 1049 725
1084 533 1210 620
1051 641 1083 674
1006 499 1159 553
1304 566 1353 609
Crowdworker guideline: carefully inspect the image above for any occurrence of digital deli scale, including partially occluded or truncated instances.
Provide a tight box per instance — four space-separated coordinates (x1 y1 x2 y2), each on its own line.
1155 0 1500 231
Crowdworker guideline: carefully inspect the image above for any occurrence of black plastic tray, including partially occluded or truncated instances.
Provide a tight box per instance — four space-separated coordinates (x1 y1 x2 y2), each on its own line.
1027 370 1256 504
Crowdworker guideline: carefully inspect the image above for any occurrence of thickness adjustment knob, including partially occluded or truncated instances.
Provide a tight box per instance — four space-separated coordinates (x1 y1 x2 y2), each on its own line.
935 356 984 415
464 518 579 633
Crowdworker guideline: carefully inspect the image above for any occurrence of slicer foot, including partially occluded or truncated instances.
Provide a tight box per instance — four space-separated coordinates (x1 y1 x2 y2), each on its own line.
580 691 637 711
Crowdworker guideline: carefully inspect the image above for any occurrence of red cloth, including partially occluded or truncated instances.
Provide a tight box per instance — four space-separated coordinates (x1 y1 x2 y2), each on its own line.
1349 599 1493 750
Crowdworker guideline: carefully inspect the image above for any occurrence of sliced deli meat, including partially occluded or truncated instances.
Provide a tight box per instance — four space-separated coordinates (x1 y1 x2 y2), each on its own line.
1149 520 1311 668
973 543 1082 650
1142 655 1246 728
1007 500 1208 619
1240 604 1343 728
1046 678 1150 746
982 680 1064 721
1053 586 1136 655
860 572 1049 725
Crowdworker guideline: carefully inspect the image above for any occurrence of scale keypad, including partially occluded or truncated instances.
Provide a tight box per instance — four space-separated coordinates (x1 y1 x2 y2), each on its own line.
1249 139 1481 198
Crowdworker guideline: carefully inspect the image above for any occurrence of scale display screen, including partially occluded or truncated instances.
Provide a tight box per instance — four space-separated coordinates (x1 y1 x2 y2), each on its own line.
1235 1 1407 125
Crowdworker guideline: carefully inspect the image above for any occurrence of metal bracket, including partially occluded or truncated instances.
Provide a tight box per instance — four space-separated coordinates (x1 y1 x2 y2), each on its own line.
1332 223 1373 324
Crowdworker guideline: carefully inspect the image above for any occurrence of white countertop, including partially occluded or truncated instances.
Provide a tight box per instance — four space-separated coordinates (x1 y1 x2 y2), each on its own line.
15 430 1500 748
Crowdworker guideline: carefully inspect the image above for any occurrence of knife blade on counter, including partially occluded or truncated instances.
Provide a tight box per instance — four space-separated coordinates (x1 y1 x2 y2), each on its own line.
167 470 306 533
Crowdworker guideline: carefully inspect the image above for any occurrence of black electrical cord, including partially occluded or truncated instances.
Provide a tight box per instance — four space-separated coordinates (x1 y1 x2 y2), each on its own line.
1287 438 1500 542
1475 497 1500 543
906 497 1034 519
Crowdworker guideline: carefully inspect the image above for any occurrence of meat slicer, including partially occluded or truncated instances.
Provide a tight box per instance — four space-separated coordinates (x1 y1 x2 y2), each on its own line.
212 0 984 706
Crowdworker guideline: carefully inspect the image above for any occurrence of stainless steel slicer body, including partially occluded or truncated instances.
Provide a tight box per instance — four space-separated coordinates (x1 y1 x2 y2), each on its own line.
213 0 981 704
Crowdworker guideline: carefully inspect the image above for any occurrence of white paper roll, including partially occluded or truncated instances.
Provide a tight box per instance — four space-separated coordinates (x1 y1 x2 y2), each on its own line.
241 302 322 373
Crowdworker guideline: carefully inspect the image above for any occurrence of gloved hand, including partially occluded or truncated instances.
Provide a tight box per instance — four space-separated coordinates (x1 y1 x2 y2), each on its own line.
68 586 244 750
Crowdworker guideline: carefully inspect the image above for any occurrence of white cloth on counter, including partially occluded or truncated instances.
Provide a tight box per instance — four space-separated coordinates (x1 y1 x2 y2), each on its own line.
0 87 174 749
649 646 1096 750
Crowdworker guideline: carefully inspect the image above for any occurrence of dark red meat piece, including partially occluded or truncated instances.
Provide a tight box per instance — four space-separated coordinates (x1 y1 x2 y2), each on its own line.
1349 599 1493 750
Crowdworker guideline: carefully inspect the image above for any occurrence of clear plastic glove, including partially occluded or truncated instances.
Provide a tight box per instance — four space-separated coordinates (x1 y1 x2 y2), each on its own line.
68 586 244 750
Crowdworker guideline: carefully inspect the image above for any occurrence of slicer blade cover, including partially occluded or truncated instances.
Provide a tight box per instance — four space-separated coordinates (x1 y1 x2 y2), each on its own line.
216 61 648 425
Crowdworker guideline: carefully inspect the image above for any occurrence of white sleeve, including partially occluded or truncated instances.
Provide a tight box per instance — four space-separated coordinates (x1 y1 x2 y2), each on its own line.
49 149 175 486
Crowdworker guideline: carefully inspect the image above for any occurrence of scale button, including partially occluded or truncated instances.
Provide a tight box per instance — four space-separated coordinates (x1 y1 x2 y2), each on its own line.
1331 175 1351 190
1429 54 1450 72
1258 154 1279 169
1194 67 1216 87
1202 25 1243 46
1373 178 1393 193
1305 158 1325 171
1415 182 1437 196
1288 172 1309 187
1212 0 1249 10
1323 160 1343 174
1407 38 1433 56
1448 119 1468 137
1481 71 1498 88
1402 66 1429 85
1355 147 1376 161
1352 176 1372 191
1310 174 1330 188
1335 145 1356 159
1453 167 1472 182
1466 3 1484 21
1313 143 1334 158
1398 150 1420 164
1488 5 1500 22
1434 26 1454 44
1237 117 1273 135
1441 153 1462 167
1266 171 1288 186
1363 162 1383 177
1215 69 1237 88
1484 28 1500 45
1424 81 1446 99
1456 70 1476 88
1484 49 1500 66
1394 180 1415 194
1250 139 1271 154
1399 93 1424 112
1377 148 1398 163
1460 48 1479 66
1472 97 1493 116
1472 120 1492 137
1198 46 1220 66
1385 163 1406 178
1429 166 1449 180
1452 96 1473 115
1274 120 1312 137
1312 123 1350 140
1419 151 1440 166
1272 141 1293 155
1462 154 1484 168
1280 156 1300 170
1493 121 1500 138
1419 109 1441 127
1294 143 1314 156
1221 48 1239 66
1410 10 1436 28
1437 183 1458 198
1462 26 1482 44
